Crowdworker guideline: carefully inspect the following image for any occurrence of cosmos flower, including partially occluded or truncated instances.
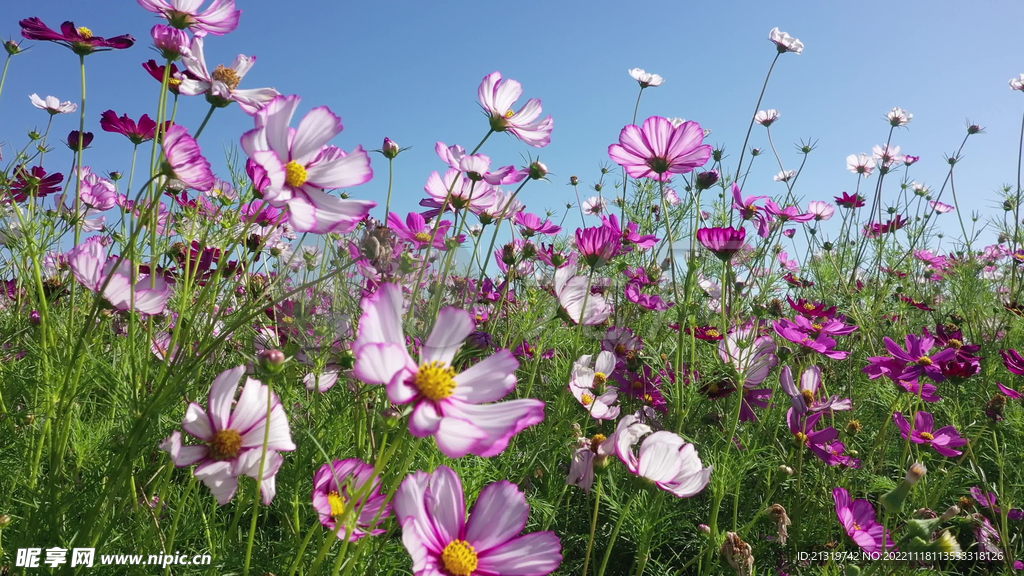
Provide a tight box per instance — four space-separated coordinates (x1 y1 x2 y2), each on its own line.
787 296 837 319
65 131 94 151
100 110 165 145
774 170 797 183
67 238 171 315
569 352 619 420
846 153 876 177
137 0 241 36
394 466 562 576
150 24 189 60
159 365 296 505
628 68 663 88
882 333 956 382
29 94 76 115
388 211 451 250
697 226 746 261
10 165 64 202
143 60 200 95
1011 74 1024 91
894 411 966 456
582 196 608 216
179 36 279 113
515 212 561 237
567 433 614 493
774 321 849 360
478 71 553 148
242 95 375 234
312 459 391 541
929 200 954 213
787 409 837 450
423 169 498 217
603 214 657 251
769 27 803 54
872 144 901 167
20 18 135 55
780 365 853 414
806 200 835 221
719 326 778 388
162 124 216 191
352 284 544 458
575 225 621 268
625 282 671 312
886 107 913 127
835 191 866 209
608 116 712 182
833 488 894 555
554 266 612 326
754 109 780 126
611 415 712 497
731 184 772 237
765 200 813 222
1001 349 1024 375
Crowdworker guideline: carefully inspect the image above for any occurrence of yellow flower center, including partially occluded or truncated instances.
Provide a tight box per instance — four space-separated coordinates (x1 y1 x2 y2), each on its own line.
614 344 627 355
802 303 816 311
414 361 458 401
706 328 720 338
581 393 594 406
328 491 345 519
643 393 654 404
504 109 515 119
801 390 815 404
593 372 607 388
920 432 934 441
77 27 94 39
209 429 242 461
211 64 242 90
917 356 933 366
812 323 823 331
590 434 607 452
441 539 478 576
168 77 182 88
413 232 433 243
852 522 862 531
949 339 963 348
285 161 308 188
795 432 808 444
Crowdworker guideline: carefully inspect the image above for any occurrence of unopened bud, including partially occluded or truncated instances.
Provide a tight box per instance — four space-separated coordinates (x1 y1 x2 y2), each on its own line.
940 505 960 522
258 349 287 374
528 160 547 180
381 407 401 428
0 514 11 527
381 137 401 159
778 465 794 476
29 310 41 326
569 175 579 186
699 523 711 534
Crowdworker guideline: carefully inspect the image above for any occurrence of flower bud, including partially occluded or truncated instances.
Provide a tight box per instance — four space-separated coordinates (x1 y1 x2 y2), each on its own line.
151 24 189 61
698 523 711 534
66 130 94 151
29 310 41 326
528 161 548 180
881 462 926 512
0 514 11 527
569 175 579 186
778 465 794 475
695 170 719 191
4 39 22 55
381 407 402 428
381 137 401 159
257 349 287 374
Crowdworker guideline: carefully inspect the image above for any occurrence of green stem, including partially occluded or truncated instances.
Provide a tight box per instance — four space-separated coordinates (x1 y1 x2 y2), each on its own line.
242 376 276 575
596 491 639 576
581 476 603 576
193 104 217 139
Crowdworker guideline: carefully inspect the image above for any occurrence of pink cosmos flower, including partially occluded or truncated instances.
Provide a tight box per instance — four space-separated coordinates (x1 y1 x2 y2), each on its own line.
478 71 553 148
434 142 521 185
79 167 118 211
242 95 375 234
569 352 620 420
780 365 852 414
628 68 664 88
625 282 671 312
179 36 279 113
137 0 241 36
882 334 956 382
162 124 216 191
697 226 746 261
929 200 954 214
582 196 608 216
719 326 778 387
101 110 164 145
554 266 612 325
894 411 966 456
603 214 657 251
20 18 135 55
567 433 615 493
30 94 76 115
774 321 850 360
575 225 620 268
352 284 544 458
515 212 561 237
151 24 189 60
608 116 712 181
159 365 296 505
846 153 876 177
394 466 562 576
423 169 498 216
765 199 814 223
389 211 451 250
779 315 858 338
731 184 772 237
833 488 894 555
806 200 835 221
611 415 713 497
312 459 391 541
68 238 171 315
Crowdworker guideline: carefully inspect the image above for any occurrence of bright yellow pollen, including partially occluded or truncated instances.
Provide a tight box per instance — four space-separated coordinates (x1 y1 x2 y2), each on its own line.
812 323 823 331
441 540 478 576
795 432 808 444
917 356 933 366
949 339 963 348
328 491 345 518
285 161 308 188
614 344 627 355
209 429 242 461
706 328 721 338
590 434 607 452
852 522 862 531
504 109 515 118
643 393 654 403
168 77 182 87
413 232 433 243
801 390 815 404
211 64 242 90
593 372 607 388
802 303 816 311
920 432 934 441
77 27 94 39
414 361 458 401
581 393 594 406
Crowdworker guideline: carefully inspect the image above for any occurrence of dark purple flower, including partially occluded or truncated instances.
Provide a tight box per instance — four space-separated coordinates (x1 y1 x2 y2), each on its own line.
65 130 93 151
100 110 165 144
20 18 135 55
834 191 866 209
786 296 837 319
697 226 746 261
883 334 956 382
9 165 64 202
894 411 966 456
1001 349 1024 375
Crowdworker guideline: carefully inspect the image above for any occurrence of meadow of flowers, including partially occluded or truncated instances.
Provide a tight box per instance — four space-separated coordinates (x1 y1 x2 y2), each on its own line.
2 3 1024 575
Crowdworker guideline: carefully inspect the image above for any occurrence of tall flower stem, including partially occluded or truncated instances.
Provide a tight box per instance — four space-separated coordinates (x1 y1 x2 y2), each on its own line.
731 52 780 224
242 376 276 575
0 53 12 104
1012 108 1024 298
193 104 217 139
73 55 87 245
383 157 395 217
581 475 603 576
596 491 639 576
475 178 530 285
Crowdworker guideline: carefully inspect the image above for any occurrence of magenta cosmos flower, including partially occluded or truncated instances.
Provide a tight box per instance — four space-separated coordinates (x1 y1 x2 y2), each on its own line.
608 116 712 181
180 36 279 113
352 284 544 458
478 71 554 148
242 95 375 234
20 18 134 55
554 266 612 325
101 110 165 145
894 411 966 456
388 211 452 250
774 321 849 360
612 415 713 497
138 0 241 36
10 165 63 202
515 212 561 237
312 459 391 541
1001 349 1024 375
159 365 296 505
697 226 746 261
833 488 894 555
161 124 216 191
67 238 171 315
780 365 852 414
395 466 562 576
575 225 621 268
882 333 956 382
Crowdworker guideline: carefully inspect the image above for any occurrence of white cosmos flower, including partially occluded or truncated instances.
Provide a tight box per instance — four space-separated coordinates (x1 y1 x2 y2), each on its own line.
582 196 608 216
30 94 76 115
886 107 913 127
1010 74 1024 91
774 170 797 183
846 153 876 176
754 109 780 127
769 27 804 54
628 68 664 88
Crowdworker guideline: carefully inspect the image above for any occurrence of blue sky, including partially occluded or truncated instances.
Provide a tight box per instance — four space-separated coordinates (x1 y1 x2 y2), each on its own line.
3 0 1024 248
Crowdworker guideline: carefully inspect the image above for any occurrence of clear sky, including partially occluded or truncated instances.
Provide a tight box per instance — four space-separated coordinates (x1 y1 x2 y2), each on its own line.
3 0 1024 247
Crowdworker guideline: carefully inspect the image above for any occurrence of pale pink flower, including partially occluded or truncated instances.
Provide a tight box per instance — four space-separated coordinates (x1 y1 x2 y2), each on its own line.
67 238 171 315
608 116 712 181
138 0 241 36
29 93 76 115
179 36 279 114
769 27 803 54
628 67 664 88
554 266 612 325
612 415 712 497
846 153 876 177
162 124 216 191
478 71 553 147
569 352 619 420
806 200 834 221
754 109 780 126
